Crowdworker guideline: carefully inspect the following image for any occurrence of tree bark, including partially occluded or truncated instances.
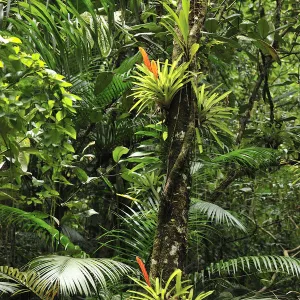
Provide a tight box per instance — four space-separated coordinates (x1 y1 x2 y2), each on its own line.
150 0 207 280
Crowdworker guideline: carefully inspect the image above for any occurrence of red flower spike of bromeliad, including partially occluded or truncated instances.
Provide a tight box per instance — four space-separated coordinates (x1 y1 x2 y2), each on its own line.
151 60 158 79
136 256 151 286
139 47 152 72
139 47 158 79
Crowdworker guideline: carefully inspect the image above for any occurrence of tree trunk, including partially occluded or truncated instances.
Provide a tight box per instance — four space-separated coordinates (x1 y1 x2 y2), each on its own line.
150 0 207 280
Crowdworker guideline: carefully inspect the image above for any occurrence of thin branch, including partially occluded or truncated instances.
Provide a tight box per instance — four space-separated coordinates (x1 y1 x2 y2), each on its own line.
236 69 265 145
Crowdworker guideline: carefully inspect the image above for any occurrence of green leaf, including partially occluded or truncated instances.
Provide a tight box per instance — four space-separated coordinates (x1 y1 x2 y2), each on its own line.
257 17 270 39
205 18 219 33
32 53 40 61
56 110 66 121
7 37 22 44
0 205 82 253
254 39 281 65
112 146 129 163
63 142 75 153
190 43 200 60
195 128 203 154
94 71 114 95
74 167 88 182
64 125 77 139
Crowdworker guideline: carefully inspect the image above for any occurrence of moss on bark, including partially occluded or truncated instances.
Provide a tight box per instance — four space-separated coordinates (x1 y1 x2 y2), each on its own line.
150 0 208 280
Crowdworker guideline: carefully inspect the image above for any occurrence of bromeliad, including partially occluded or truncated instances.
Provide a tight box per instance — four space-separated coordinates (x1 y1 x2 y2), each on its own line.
131 47 193 113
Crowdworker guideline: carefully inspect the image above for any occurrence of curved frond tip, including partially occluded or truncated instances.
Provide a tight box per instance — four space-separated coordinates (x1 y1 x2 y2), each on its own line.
190 200 247 232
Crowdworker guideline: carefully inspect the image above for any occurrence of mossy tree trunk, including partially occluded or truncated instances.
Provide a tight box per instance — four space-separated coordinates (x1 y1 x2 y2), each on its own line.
150 0 207 280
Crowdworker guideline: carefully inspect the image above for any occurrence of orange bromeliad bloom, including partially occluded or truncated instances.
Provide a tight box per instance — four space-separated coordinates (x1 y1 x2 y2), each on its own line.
136 256 151 286
139 47 158 79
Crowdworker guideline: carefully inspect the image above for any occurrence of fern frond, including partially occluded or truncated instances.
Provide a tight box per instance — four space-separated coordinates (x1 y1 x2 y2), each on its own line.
0 205 83 253
190 200 247 232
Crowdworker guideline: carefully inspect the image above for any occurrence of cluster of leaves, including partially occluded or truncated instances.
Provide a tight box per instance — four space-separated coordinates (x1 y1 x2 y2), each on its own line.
0 35 79 201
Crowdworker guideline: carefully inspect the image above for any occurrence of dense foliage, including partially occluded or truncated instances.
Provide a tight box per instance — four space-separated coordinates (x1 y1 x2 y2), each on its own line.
0 0 299 299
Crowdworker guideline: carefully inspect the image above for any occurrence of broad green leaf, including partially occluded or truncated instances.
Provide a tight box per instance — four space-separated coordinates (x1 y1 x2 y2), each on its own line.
7 37 22 44
94 71 114 95
112 146 129 163
64 125 77 139
74 167 88 182
257 17 270 39
63 142 75 153
190 43 200 60
254 39 281 65
56 110 66 122
205 18 219 33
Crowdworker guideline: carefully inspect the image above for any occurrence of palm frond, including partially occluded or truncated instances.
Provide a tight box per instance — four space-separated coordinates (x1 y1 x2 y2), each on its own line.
8 0 96 74
25 255 132 297
95 74 133 108
93 52 142 108
0 256 132 298
98 204 157 265
202 255 300 278
0 205 83 253
0 279 20 295
212 147 279 170
0 266 48 299
190 199 247 232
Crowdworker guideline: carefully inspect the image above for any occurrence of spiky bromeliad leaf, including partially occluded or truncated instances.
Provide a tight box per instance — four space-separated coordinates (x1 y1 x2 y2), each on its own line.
202 255 300 278
212 147 279 170
0 205 83 253
194 83 236 151
24 255 132 298
131 56 192 113
190 200 247 232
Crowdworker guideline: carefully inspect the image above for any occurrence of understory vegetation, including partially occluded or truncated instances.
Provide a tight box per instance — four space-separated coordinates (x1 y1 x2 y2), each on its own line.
0 0 299 299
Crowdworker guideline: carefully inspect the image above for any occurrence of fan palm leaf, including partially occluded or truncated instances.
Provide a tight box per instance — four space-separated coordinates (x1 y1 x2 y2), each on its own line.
0 256 132 298
98 203 157 265
0 266 50 299
24 255 132 297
